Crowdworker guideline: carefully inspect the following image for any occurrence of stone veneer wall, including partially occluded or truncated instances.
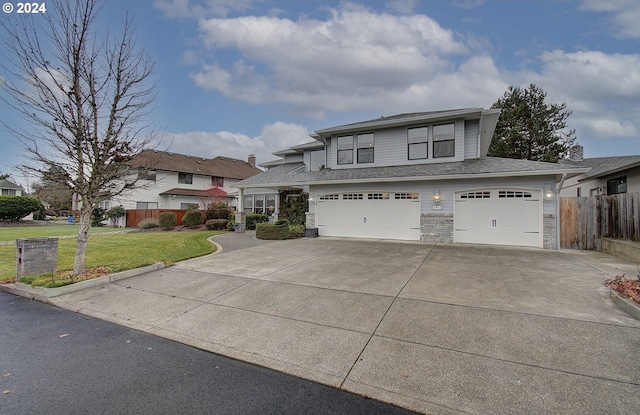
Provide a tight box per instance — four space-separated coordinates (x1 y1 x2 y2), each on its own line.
420 213 454 244
543 214 557 250
305 212 315 228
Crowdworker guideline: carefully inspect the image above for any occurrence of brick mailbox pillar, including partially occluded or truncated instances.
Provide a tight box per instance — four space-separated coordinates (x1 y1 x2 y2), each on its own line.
16 238 59 281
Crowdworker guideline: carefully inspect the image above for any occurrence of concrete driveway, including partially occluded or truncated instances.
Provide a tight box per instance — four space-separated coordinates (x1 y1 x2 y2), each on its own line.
52 234 640 415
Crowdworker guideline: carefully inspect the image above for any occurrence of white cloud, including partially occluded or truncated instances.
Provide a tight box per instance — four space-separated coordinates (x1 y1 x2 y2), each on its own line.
524 49 640 140
165 122 311 165
580 0 640 38
190 4 473 116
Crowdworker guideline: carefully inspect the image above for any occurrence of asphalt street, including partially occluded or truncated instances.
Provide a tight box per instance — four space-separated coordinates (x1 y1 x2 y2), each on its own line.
0 291 417 415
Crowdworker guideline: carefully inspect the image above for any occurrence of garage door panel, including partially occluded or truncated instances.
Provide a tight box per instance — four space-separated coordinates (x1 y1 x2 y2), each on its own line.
454 189 542 248
316 193 420 241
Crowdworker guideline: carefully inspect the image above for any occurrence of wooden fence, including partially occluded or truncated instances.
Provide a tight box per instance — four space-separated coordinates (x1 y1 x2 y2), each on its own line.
126 209 188 227
560 192 640 250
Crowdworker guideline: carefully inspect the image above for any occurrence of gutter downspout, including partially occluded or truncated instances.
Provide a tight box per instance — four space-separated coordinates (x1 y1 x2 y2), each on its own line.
555 173 568 250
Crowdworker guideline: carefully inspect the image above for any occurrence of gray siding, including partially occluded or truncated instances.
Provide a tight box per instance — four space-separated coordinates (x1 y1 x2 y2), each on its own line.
285 154 304 163
326 119 469 170
464 120 479 159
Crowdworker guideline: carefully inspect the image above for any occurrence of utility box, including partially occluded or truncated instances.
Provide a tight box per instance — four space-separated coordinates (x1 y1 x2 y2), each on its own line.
15 238 58 281
305 228 319 238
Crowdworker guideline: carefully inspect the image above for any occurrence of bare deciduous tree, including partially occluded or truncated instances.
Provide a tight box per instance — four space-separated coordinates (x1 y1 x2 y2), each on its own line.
1 0 161 275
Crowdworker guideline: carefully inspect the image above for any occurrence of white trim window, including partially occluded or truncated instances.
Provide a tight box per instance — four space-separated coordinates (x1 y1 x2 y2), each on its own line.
408 127 428 160
433 123 455 158
310 149 326 171
357 133 374 163
337 135 354 165
1 189 16 196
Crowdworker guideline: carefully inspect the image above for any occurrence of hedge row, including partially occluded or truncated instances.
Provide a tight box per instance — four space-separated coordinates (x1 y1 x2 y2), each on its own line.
256 221 306 240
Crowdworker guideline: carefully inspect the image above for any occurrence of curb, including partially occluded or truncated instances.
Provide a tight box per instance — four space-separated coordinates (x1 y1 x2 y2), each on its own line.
0 263 165 304
609 288 640 320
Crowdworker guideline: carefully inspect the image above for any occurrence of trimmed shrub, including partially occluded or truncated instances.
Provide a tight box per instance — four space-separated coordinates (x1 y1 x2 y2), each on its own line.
205 219 229 230
205 207 230 220
138 218 160 229
256 222 289 240
227 212 236 231
105 206 126 227
0 196 43 221
91 207 106 227
246 213 269 230
159 212 177 229
182 209 205 227
288 224 306 239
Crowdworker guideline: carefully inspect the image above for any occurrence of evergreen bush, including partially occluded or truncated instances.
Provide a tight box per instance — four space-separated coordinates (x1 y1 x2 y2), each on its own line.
0 196 43 221
182 209 205 227
159 212 177 229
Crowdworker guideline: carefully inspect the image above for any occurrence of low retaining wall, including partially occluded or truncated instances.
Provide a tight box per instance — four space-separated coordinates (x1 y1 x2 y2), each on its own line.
602 238 640 264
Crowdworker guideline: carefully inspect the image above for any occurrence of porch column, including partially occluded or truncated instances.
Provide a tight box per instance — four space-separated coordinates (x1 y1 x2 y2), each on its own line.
235 188 246 233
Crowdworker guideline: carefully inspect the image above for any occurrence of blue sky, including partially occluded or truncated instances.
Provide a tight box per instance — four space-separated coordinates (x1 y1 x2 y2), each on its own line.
1 0 639 188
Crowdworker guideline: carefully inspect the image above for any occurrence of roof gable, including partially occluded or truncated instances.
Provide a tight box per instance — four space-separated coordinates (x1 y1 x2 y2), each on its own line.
0 179 23 190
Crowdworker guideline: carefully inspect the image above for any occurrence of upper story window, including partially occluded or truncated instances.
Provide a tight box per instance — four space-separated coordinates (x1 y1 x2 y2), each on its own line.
607 176 627 195
408 127 428 160
337 136 353 165
433 123 455 158
310 150 326 171
178 172 193 184
357 133 374 163
212 176 224 187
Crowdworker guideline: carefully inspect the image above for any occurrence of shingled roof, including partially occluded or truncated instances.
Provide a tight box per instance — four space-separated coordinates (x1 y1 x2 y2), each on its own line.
130 149 262 180
560 155 640 180
237 157 589 188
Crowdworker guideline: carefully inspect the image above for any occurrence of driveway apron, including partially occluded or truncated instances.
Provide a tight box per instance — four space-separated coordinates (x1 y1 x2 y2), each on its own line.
53 234 640 415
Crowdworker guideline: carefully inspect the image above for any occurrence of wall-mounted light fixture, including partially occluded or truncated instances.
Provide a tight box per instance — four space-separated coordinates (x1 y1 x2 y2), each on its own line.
544 185 554 200
433 188 441 202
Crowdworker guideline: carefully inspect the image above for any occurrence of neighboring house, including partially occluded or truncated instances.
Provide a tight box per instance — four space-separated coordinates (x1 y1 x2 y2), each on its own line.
80 150 271 212
0 178 24 196
237 108 588 249
559 146 640 197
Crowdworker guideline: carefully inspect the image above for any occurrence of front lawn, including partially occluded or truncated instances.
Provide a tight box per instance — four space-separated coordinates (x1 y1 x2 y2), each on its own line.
0 224 127 242
0 230 223 284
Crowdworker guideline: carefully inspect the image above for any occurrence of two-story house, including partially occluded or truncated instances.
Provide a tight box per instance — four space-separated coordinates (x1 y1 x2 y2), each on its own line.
237 108 588 249
0 178 24 196
93 150 274 213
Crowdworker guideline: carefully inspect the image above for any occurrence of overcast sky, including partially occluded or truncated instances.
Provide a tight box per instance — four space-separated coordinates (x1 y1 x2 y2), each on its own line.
1 0 639 188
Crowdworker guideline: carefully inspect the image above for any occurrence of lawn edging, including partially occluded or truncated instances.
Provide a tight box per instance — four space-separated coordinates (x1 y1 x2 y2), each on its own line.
610 288 640 320
0 263 165 304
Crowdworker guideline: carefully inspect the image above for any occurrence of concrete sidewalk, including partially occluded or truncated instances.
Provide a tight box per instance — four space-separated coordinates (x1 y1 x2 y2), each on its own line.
36 234 640 414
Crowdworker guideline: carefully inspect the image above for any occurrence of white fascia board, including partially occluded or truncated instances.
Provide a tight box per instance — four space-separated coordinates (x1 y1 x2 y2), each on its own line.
315 108 484 136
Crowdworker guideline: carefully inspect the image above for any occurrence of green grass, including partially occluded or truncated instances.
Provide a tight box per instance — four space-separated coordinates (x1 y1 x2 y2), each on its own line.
0 230 223 282
0 224 126 242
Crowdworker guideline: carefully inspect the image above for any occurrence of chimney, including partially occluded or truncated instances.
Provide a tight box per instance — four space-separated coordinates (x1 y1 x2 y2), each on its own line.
569 145 583 162
248 154 256 168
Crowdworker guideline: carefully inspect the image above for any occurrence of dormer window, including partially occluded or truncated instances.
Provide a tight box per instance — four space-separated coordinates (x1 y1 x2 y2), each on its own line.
433 123 455 158
337 135 353 165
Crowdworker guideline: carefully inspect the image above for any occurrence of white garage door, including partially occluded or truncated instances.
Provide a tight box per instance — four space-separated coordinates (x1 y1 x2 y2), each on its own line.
454 189 542 248
316 192 421 241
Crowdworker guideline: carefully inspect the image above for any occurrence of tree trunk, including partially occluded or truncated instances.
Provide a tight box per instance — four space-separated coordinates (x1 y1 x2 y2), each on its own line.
73 207 92 275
